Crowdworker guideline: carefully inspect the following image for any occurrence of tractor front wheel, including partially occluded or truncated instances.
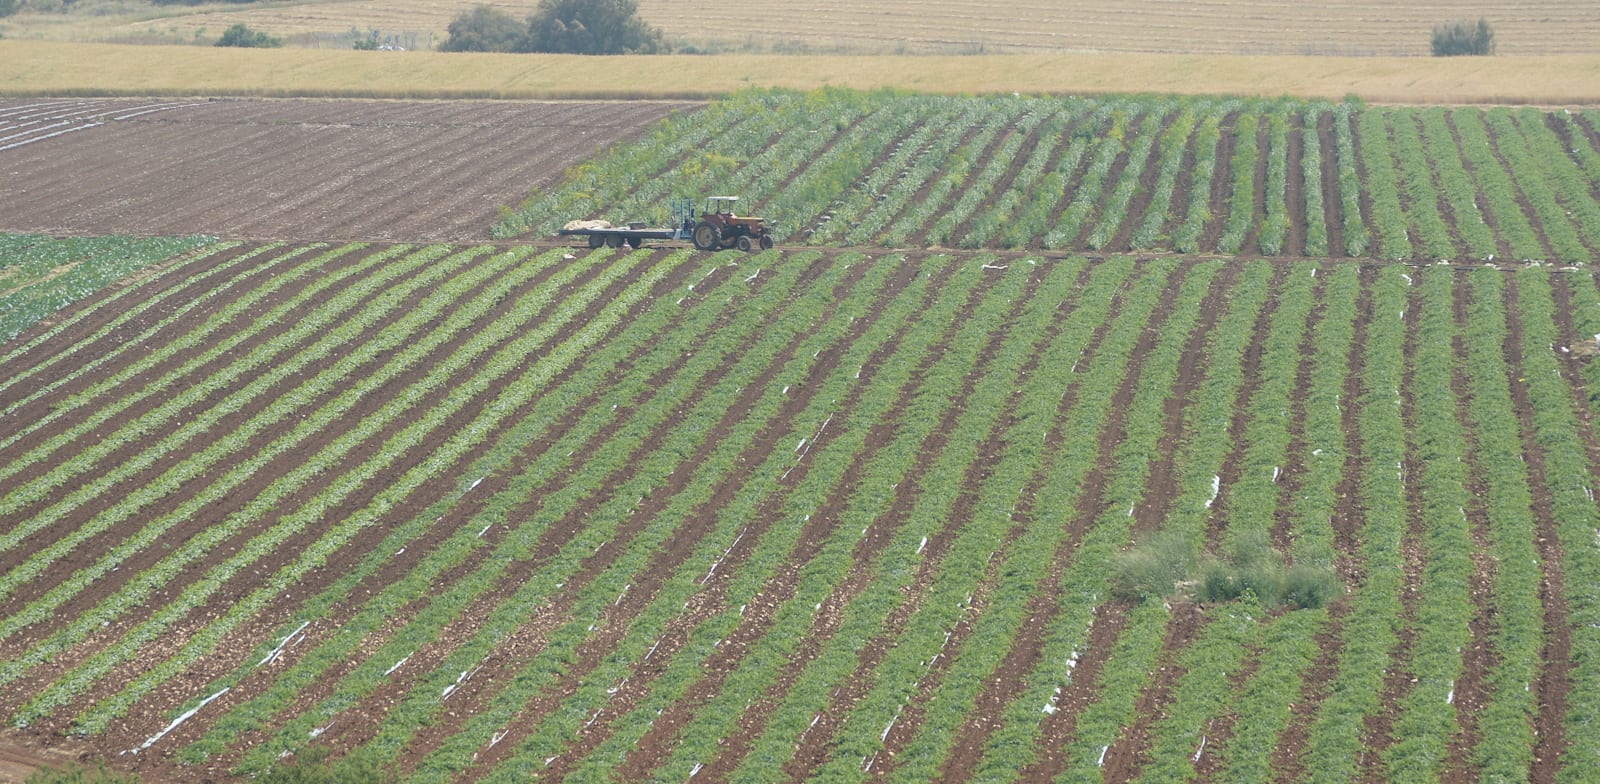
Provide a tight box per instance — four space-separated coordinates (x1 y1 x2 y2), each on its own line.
693 222 721 251
737 235 754 252
759 234 774 250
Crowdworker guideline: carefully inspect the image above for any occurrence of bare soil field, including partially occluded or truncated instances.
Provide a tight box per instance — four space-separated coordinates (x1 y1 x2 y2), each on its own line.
0 97 698 241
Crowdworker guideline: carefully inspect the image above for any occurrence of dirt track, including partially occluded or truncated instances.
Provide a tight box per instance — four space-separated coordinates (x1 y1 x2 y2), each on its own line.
0 98 699 242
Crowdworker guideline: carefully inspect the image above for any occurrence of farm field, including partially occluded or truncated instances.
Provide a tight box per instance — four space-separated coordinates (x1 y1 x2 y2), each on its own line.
5 0 1600 56
3 235 1600 783
503 90 1600 263
5 85 1600 784
0 98 696 242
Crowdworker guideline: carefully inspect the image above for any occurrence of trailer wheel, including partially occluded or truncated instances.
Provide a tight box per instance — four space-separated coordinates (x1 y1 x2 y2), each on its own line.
693 222 721 251
606 234 624 248
759 234 774 250
588 234 605 249
628 236 643 249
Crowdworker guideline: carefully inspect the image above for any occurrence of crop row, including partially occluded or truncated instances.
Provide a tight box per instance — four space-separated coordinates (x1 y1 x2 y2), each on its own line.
6 244 1600 782
497 90 1600 261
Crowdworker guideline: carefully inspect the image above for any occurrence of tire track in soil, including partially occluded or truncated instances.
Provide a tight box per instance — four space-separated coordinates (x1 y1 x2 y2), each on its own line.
1286 112 1308 258
1347 111 1378 258
0 241 266 410
1 248 624 722
1317 111 1345 259
1066 115 1144 249
510 257 924 783
0 246 565 648
1445 112 1515 261
1479 114 1559 262
1516 272 1577 784
777 268 1049 783
1040 113 1113 248
927 262 1157 781
0 244 456 628
1109 110 1179 253
675 262 1011 781
1199 110 1242 253
1100 603 1208 784
1162 118 1203 249
1546 113 1600 204
993 258 1212 783
1192 642 1267 782
949 109 1058 244
0 244 415 589
1439 270 1500 783
806 117 934 241
1269 265 1333 554
608 260 964 781
1237 114 1269 257
137 249 714 771
1401 111 1472 260
1100 262 1281 783
435 255 888 781
0 244 380 469
1358 275 1427 784
867 260 1119 774
1270 265 1375 783
273 253 830 768
0 242 345 496
793 260 1102 777
878 123 994 249
934 258 1190 782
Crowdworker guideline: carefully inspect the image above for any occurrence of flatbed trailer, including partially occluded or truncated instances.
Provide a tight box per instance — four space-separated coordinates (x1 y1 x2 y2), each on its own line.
558 198 696 249
558 223 685 249
557 196 774 252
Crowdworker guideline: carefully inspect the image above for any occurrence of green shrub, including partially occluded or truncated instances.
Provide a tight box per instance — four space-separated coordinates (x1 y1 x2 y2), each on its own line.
1431 18 1494 56
1115 528 1340 610
215 23 282 48
1110 530 1191 601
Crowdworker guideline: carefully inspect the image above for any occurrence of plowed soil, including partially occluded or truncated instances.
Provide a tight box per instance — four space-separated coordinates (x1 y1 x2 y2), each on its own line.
0 97 698 241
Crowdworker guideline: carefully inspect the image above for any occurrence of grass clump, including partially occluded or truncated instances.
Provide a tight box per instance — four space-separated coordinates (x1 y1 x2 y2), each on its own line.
1114 529 1341 610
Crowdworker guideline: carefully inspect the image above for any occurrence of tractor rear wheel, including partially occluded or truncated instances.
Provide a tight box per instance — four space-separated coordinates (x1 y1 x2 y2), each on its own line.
693 222 720 251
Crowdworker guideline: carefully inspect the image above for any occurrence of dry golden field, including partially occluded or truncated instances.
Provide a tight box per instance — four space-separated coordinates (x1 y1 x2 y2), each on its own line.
3 0 1600 55
4 40 1600 104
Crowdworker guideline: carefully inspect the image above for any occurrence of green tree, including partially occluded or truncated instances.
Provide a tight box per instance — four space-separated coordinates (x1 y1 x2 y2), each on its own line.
1431 17 1494 56
520 0 666 54
439 4 524 52
0 0 18 18
215 22 282 48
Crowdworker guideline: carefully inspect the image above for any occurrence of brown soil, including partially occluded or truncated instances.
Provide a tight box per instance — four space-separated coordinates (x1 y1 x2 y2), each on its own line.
1439 271 1500 783
1199 110 1241 252
1285 112 1307 258
1269 265 1377 780
1318 111 1345 258
1108 110 1176 252
1519 273 1580 784
0 98 697 242
1359 275 1427 783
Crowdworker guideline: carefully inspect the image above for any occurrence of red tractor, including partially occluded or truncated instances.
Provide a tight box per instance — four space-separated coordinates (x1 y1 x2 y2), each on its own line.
691 196 774 252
